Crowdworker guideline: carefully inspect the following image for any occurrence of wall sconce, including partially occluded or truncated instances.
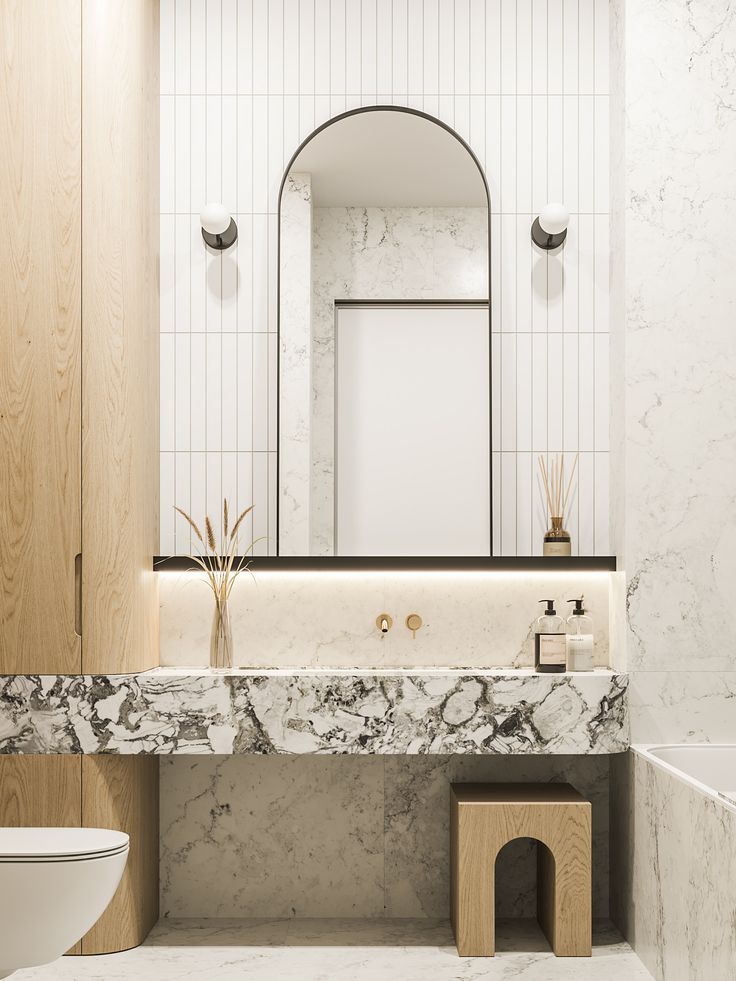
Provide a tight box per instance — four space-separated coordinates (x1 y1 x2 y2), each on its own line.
200 203 238 250
531 203 569 250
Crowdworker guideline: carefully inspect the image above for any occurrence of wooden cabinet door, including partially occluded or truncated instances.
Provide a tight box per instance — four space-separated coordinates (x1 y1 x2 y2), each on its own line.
81 0 159 674
0 0 82 673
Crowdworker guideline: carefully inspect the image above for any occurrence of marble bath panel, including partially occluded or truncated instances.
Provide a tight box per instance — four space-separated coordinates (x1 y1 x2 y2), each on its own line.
0 668 628 756
161 754 610 920
611 751 736 981
159 570 612 670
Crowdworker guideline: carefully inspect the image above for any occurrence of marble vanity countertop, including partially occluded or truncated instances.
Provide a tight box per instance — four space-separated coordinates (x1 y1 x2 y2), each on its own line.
0 668 628 756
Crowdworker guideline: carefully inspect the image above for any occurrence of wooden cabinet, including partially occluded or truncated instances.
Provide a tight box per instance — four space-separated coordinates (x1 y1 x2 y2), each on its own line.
0 0 160 956
0 0 82 674
0 0 159 674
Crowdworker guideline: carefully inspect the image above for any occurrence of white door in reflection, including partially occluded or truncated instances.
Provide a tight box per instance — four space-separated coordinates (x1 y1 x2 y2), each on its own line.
335 303 490 556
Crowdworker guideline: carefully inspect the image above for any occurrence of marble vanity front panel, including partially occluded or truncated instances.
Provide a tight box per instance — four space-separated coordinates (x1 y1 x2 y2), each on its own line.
161 754 611 920
0 669 627 756
159 571 613 669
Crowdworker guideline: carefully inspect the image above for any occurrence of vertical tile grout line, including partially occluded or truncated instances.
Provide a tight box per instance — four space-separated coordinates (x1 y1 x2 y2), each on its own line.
204 0 209 543
560 0 565 557
528 0 533 558
169 2 176 555
187 0 192 554
576 0 581 551
268 0 272 552
251 0 255 550
514 0 518 557
221 0 224 539
80 0 83 658
235 0 239 526
591 0 596 556
537 0 547 555
498 0 503 555
282 0 286 549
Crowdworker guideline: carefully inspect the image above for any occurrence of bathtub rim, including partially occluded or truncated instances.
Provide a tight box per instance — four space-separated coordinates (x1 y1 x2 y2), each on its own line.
631 743 736 815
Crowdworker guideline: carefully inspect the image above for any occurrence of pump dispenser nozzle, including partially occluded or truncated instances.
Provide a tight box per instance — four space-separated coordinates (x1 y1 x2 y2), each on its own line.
567 597 585 614
539 599 557 615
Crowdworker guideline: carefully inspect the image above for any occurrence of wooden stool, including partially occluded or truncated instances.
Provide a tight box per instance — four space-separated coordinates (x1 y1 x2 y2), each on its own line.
450 783 591 957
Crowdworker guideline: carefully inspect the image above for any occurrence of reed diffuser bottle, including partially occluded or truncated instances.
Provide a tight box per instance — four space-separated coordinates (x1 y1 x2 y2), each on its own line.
539 453 578 557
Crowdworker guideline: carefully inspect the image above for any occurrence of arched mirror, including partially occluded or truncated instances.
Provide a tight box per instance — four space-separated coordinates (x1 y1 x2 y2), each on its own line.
278 107 491 558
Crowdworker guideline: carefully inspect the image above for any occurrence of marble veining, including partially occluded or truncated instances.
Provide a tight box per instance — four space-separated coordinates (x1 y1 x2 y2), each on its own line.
159 754 612 920
0 669 628 755
617 0 736 738
611 749 736 981
13 918 651 981
309 206 488 554
278 173 313 556
159 570 613 670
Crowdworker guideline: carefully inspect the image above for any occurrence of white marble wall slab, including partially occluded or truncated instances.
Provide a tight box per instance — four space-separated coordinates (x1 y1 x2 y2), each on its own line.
628 671 736 744
159 570 612 669
615 0 736 741
611 750 736 981
161 754 611 920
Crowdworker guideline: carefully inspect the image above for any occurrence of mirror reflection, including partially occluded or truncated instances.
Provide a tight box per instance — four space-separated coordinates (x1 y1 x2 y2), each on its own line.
278 108 490 557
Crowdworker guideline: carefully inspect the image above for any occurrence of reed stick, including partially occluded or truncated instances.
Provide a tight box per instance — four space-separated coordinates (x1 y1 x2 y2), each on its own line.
562 453 579 516
538 452 579 523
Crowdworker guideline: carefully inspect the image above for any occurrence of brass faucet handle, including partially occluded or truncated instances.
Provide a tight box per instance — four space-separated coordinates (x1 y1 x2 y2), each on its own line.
376 613 393 634
405 613 423 638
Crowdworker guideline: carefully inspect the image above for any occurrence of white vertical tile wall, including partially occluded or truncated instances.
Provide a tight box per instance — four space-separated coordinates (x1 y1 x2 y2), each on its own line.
160 0 610 557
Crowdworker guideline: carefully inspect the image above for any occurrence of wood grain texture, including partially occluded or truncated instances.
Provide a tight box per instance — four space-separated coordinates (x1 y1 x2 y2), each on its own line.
0 755 82 827
0 757 83 954
0 0 82 673
451 783 592 957
80 756 159 954
81 0 159 673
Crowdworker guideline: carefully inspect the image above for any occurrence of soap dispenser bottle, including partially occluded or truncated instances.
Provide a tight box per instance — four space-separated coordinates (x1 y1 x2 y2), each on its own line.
565 597 594 671
534 600 566 674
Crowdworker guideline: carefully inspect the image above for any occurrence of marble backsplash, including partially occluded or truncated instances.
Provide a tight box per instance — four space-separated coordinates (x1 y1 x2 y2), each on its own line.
160 754 610 920
159 571 614 669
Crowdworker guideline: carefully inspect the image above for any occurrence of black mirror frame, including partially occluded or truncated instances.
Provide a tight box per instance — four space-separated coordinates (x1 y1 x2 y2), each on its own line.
275 105 494 566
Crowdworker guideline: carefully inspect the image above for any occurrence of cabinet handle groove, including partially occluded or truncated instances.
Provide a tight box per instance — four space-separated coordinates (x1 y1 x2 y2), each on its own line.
74 553 82 636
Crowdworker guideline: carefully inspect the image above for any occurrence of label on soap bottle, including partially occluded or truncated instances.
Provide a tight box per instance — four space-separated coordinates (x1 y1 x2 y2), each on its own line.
566 633 594 671
538 634 566 665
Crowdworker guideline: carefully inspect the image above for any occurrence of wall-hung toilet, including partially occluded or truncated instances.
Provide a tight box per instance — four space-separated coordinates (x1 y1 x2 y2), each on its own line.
0 827 129 978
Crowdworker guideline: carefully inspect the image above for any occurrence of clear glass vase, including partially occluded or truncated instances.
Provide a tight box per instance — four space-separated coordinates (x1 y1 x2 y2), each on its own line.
210 594 233 669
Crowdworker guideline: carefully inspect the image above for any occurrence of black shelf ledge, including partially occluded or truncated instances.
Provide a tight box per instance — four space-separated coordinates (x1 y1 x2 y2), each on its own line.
153 555 617 572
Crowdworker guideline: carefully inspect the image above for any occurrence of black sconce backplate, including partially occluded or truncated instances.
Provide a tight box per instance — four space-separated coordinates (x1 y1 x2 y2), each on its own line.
202 218 238 251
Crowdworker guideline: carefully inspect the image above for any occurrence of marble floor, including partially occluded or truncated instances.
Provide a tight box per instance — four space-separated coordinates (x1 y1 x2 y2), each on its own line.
14 919 651 981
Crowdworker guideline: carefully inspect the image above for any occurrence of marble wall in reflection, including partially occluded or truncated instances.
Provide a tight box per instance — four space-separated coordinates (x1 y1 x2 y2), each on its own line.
309 206 488 555
161 754 610 919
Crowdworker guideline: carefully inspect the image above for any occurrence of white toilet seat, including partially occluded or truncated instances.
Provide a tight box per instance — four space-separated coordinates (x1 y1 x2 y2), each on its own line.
0 828 129 862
